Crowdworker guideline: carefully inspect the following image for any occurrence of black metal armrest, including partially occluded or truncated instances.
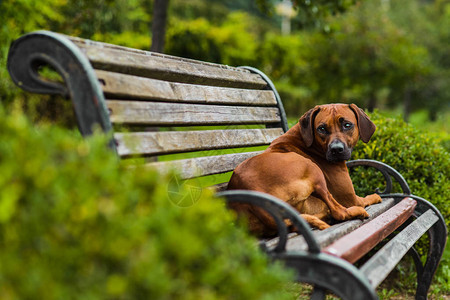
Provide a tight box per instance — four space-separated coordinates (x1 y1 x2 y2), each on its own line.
216 190 320 255
346 159 446 228
346 159 411 195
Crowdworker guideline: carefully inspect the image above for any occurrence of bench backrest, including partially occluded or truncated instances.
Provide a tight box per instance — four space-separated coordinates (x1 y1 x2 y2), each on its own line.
7 31 288 189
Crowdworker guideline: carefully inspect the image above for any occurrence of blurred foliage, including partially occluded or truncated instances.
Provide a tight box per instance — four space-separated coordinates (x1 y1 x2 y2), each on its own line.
256 0 357 29
166 12 260 66
403 109 449 152
0 106 295 299
387 0 450 120
431 241 450 295
314 1 432 111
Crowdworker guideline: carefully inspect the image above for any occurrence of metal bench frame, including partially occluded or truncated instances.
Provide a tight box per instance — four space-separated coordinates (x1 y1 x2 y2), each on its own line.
7 31 447 300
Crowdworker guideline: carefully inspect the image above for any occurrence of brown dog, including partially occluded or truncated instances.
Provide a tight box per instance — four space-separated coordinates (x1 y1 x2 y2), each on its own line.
227 103 382 236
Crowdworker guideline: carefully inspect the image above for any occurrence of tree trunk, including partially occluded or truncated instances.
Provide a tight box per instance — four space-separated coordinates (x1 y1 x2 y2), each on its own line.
428 107 438 122
403 86 412 122
367 90 377 112
151 0 170 53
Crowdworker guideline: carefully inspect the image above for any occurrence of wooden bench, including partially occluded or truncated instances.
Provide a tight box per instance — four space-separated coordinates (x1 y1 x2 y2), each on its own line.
7 31 447 300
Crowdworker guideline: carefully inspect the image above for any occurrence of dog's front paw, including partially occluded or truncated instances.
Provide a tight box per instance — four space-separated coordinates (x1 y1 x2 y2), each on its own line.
363 193 382 206
299 214 331 230
315 221 331 230
331 206 369 221
346 206 369 220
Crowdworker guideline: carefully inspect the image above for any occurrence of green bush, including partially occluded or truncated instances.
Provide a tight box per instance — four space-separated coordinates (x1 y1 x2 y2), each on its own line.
351 112 449 229
257 32 309 82
275 80 315 118
0 108 294 299
165 12 258 66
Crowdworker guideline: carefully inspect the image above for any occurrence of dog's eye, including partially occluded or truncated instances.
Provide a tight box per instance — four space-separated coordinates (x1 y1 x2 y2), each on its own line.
317 125 328 134
343 122 354 130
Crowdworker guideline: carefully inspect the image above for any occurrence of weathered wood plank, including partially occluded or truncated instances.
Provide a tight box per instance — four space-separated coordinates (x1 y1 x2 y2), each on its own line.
96 70 277 106
265 198 397 252
114 128 282 157
361 209 438 288
68 36 267 89
323 198 417 263
107 100 281 126
146 151 263 179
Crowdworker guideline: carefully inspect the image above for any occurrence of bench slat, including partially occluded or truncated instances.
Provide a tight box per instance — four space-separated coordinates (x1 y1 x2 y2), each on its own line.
107 100 281 126
323 198 416 263
267 198 397 252
147 151 264 179
96 70 277 106
115 128 282 157
360 209 438 288
69 37 267 89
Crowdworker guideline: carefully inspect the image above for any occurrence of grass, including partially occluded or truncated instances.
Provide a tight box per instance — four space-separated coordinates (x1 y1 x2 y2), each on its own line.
378 108 450 152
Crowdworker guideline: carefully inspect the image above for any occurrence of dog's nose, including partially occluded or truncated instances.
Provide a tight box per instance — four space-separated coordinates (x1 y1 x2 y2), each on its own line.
330 141 345 154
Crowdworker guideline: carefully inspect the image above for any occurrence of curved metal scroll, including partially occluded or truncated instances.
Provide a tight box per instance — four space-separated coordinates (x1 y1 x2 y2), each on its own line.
216 190 321 254
238 66 289 133
7 30 114 149
346 159 411 195
278 252 378 300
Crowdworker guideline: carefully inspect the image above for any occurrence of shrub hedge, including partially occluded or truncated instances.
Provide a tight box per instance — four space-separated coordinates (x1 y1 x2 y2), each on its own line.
165 12 259 67
0 108 294 299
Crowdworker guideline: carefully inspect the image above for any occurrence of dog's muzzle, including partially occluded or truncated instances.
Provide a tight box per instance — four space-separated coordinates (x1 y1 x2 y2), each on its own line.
326 140 352 162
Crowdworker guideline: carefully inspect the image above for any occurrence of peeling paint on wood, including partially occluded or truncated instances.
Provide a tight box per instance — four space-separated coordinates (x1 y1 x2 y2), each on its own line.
96 70 277 106
146 151 264 179
115 128 283 157
107 100 281 126
361 209 439 287
70 37 267 89
323 198 417 263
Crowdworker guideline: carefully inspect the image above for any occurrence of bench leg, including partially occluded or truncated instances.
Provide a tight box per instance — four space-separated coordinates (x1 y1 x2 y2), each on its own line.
311 286 326 300
278 252 378 300
409 195 447 300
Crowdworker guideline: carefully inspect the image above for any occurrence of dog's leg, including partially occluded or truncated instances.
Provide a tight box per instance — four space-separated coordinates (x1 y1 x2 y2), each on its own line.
358 193 382 207
314 186 369 221
229 203 279 237
300 214 330 230
284 213 330 230
288 195 332 230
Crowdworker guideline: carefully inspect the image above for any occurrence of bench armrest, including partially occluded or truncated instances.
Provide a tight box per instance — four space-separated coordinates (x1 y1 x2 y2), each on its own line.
216 190 321 255
346 159 411 195
7 30 115 149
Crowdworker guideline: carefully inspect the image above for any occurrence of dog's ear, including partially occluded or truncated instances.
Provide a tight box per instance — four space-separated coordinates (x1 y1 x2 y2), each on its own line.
349 104 376 143
299 106 321 147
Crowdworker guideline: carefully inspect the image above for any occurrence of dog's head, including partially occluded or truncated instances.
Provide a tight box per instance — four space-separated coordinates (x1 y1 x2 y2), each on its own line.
299 103 376 162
